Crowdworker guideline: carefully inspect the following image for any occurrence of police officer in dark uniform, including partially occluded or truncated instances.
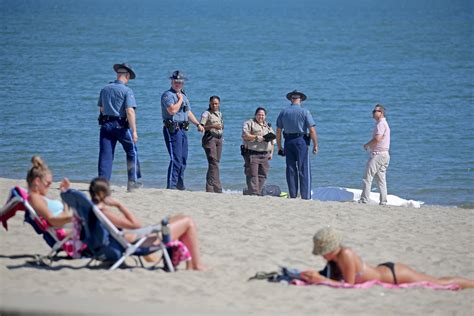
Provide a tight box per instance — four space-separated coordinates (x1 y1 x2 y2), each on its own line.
276 90 318 200
97 63 142 192
161 71 204 190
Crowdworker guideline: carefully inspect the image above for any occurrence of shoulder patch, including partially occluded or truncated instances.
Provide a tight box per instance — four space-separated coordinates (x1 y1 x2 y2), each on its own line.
162 93 173 104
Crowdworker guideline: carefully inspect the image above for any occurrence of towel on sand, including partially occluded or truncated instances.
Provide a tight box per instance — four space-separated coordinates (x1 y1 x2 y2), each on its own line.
291 279 460 290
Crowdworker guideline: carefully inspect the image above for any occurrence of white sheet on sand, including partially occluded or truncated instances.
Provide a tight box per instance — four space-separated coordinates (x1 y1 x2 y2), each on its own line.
312 187 424 208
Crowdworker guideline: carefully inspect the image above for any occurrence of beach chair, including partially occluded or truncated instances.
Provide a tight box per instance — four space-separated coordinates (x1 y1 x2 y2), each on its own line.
0 186 74 263
60 189 174 271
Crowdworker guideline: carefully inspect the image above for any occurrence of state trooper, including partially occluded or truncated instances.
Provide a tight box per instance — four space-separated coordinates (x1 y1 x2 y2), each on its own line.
276 90 318 200
241 107 276 196
97 63 142 192
161 70 204 190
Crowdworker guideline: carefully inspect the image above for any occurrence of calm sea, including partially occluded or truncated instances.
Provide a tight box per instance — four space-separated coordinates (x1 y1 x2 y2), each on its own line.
0 0 473 207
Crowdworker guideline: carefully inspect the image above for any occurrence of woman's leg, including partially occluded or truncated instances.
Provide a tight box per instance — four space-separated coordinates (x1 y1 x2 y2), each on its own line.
169 215 205 270
214 138 223 193
248 155 261 195
204 146 215 192
394 263 474 289
258 156 270 194
205 139 222 193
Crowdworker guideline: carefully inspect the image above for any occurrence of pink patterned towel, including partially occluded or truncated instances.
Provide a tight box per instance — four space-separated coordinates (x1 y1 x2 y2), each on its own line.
290 279 460 291
165 240 191 268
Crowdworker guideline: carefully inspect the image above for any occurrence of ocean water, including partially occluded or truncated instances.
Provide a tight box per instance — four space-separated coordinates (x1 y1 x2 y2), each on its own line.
0 0 472 207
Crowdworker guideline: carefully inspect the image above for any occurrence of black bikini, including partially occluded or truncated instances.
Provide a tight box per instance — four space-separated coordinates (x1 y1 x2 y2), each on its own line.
322 259 399 285
378 262 398 284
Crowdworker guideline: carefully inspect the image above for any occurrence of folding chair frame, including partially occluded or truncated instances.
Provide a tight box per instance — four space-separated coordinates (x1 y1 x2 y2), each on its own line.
61 189 174 272
1 187 73 264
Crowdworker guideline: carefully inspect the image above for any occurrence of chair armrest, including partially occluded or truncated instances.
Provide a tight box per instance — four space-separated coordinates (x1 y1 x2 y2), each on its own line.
123 225 161 236
51 222 74 229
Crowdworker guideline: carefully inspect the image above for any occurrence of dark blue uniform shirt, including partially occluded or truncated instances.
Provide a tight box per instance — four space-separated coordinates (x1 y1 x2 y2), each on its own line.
161 88 191 122
276 104 316 133
97 80 136 118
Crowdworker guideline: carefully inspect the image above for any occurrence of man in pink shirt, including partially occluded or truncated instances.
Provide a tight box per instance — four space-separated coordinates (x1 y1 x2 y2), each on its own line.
359 104 391 205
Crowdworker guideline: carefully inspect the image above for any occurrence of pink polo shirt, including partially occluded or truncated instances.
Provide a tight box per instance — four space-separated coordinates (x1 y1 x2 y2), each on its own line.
371 117 390 152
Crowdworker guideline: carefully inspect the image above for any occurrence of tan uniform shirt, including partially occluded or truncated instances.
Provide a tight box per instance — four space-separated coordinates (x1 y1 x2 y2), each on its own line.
242 119 275 152
200 110 223 137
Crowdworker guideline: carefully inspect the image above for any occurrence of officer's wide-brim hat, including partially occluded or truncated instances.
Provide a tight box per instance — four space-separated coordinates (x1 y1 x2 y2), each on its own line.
286 90 307 101
113 63 136 80
169 70 187 81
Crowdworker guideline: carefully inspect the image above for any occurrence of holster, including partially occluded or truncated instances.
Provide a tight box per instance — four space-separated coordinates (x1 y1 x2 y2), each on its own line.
303 134 311 146
182 121 190 131
164 120 177 133
98 114 105 126
98 114 129 128
240 145 248 156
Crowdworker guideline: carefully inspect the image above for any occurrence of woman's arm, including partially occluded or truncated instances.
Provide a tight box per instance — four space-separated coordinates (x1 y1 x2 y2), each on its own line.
188 111 205 132
100 197 141 229
59 178 71 192
28 194 71 227
300 270 343 286
302 249 360 285
336 248 359 284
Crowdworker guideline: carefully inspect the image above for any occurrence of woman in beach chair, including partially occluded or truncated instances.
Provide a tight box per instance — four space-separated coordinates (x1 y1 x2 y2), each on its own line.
16 155 86 259
26 156 73 227
300 227 474 289
88 177 206 271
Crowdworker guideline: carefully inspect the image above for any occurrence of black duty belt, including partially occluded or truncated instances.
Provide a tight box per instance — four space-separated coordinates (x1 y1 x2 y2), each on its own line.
103 115 123 121
163 120 190 132
163 120 188 127
284 133 305 139
99 115 128 126
247 150 269 155
204 131 223 139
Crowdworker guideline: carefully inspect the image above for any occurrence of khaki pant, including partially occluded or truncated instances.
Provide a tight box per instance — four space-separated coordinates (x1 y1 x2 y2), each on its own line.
360 152 390 204
244 152 270 195
202 136 223 193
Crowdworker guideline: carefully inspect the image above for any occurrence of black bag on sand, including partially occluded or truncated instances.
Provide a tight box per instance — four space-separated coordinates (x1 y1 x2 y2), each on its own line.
261 185 281 197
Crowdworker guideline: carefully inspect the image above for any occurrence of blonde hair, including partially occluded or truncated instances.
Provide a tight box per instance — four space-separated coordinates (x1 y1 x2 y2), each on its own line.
26 156 51 187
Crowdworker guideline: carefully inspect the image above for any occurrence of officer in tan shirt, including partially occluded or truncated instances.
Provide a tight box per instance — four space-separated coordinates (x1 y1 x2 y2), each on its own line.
200 96 224 193
241 107 275 195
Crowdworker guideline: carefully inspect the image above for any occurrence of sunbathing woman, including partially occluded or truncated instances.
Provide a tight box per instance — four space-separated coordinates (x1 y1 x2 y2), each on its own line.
301 227 474 289
27 155 72 227
88 177 206 271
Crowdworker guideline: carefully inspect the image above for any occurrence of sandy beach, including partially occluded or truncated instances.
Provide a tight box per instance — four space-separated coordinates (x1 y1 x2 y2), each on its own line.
0 177 473 315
